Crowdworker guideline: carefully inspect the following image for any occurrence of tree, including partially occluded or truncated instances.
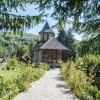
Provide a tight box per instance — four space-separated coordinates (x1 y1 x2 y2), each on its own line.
1 0 100 41
35 0 100 42
17 45 28 57
0 45 4 57
0 0 45 35
76 39 100 57
57 30 76 61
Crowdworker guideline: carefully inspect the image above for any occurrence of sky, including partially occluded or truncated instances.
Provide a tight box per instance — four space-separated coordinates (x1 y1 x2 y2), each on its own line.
11 4 82 41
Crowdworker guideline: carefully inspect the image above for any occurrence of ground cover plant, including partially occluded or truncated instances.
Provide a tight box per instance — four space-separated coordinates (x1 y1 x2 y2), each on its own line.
35 62 50 71
0 59 50 100
60 56 100 100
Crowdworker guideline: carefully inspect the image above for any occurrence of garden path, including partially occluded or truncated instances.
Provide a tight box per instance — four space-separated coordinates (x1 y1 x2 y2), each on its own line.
14 68 78 100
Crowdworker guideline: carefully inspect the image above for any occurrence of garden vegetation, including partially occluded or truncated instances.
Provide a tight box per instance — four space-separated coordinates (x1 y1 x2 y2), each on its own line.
59 54 100 100
0 59 50 100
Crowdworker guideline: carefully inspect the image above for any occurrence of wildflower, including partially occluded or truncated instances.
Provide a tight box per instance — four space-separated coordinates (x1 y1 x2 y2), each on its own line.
86 76 89 79
78 66 81 69
89 73 92 76
91 75 94 78
79 57 82 60
80 62 84 65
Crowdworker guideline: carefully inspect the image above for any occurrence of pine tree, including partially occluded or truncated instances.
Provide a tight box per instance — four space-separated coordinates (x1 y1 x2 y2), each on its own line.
57 30 76 61
0 0 44 35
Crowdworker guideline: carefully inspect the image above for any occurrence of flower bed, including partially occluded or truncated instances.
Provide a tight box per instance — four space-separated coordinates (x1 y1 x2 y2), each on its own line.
60 59 100 100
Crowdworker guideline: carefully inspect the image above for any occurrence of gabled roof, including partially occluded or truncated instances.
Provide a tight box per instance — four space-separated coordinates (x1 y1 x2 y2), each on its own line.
40 37 69 50
39 22 54 33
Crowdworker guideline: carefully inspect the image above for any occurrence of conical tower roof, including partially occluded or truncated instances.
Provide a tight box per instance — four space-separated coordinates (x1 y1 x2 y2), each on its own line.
39 22 54 34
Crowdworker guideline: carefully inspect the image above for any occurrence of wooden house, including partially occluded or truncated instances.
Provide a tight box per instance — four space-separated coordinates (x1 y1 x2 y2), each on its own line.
32 22 69 67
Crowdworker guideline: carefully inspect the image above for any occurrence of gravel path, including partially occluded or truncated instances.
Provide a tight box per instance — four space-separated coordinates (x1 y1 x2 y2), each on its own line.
14 68 78 100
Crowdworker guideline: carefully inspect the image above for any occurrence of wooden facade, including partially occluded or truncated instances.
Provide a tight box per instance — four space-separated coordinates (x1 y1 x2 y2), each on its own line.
33 49 62 67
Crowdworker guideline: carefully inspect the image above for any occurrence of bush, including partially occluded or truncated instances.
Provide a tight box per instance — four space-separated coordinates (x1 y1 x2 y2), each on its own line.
82 95 93 100
96 91 100 100
0 61 45 100
7 58 17 70
60 60 100 99
35 62 50 70
60 60 73 80
75 54 100 75
74 54 100 83
89 85 98 98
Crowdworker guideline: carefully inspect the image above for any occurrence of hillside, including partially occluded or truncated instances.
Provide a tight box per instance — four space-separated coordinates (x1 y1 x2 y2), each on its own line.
0 32 40 57
0 32 39 46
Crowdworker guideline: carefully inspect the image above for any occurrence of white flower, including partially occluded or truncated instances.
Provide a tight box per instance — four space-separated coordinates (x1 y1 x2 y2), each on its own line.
79 57 82 60
78 66 81 69
80 62 84 65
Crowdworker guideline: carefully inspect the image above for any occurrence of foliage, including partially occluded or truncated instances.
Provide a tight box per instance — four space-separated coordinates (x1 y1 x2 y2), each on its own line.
17 45 28 57
7 58 17 70
96 91 100 100
57 30 76 61
60 60 100 100
60 60 72 80
0 33 39 58
76 39 100 56
75 54 100 78
89 85 98 98
0 45 5 57
36 0 100 42
35 62 50 71
0 61 45 100
0 0 45 35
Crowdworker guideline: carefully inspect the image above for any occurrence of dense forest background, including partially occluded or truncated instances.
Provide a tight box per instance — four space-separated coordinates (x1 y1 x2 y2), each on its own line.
0 30 100 62
0 32 39 58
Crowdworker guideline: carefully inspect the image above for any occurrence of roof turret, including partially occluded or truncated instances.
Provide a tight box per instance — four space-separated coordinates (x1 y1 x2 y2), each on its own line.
39 22 54 33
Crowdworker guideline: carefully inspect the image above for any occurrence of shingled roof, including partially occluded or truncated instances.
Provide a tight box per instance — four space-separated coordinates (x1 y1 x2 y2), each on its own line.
32 38 69 51
40 38 69 50
39 22 54 33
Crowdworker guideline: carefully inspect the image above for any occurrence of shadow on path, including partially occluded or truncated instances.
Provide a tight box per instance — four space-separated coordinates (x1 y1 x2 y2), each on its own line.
55 75 77 100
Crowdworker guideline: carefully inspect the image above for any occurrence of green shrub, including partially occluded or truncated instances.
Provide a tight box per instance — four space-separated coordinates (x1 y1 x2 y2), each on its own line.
60 57 100 100
60 60 98 99
7 58 17 70
89 85 98 98
96 91 100 100
82 94 93 100
0 61 45 100
35 62 50 70
75 54 100 75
